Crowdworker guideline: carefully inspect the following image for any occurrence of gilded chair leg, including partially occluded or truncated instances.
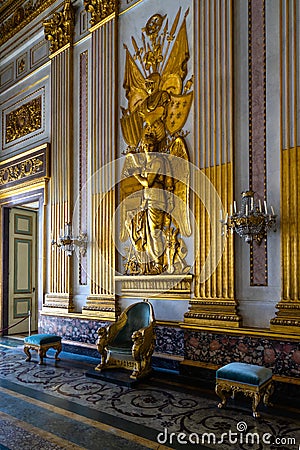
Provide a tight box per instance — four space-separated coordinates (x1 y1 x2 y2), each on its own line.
131 359 142 379
95 348 108 371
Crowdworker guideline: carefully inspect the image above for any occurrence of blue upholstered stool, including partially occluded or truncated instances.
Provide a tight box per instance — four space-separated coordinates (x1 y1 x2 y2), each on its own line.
24 334 62 365
216 362 273 418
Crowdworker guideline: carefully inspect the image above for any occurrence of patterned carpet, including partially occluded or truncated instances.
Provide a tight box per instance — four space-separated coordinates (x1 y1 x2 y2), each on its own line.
0 338 299 450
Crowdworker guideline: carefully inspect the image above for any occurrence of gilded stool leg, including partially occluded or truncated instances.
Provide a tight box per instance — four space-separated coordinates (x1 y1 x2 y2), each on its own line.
54 343 62 361
251 392 261 418
216 384 230 408
38 347 46 365
24 346 31 362
263 382 274 407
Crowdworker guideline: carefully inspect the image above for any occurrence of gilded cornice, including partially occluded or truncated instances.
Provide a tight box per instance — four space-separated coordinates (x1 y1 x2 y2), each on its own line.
43 0 75 55
0 0 54 46
84 0 117 27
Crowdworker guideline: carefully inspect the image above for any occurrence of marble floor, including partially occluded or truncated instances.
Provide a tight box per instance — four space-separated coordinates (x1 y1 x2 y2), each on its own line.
0 337 299 450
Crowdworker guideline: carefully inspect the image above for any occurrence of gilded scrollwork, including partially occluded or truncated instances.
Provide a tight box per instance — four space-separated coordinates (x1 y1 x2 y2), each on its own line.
5 97 42 144
120 8 193 276
83 0 117 27
43 0 74 54
0 156 43 186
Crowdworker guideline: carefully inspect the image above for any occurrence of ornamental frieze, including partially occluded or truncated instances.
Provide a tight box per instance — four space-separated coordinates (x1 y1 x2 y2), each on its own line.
0 0 54 46
0 145 49 190
43 0 74 55
5 96 42 144
84 0 117 27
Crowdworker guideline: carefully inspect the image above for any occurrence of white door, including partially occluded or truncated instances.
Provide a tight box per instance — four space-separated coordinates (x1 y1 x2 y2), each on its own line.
8 208 37 335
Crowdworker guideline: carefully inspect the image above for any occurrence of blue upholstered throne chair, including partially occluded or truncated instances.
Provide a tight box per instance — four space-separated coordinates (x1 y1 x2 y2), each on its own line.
95 301 156 379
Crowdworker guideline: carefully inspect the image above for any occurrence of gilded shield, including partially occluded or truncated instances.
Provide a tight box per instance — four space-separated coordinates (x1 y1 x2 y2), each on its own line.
166 92 193 135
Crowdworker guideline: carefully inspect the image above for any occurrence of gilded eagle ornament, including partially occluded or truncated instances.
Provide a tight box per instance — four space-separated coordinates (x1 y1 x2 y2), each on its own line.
120 8 193 276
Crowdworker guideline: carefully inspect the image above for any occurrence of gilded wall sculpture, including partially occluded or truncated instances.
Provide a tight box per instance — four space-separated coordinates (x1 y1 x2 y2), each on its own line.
120 8 193 277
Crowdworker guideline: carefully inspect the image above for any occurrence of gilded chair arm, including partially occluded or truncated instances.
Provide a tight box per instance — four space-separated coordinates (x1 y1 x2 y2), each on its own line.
132 324 155 360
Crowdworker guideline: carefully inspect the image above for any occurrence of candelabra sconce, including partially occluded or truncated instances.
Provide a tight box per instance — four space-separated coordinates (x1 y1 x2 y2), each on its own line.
51 222 87 256
220 190 277 245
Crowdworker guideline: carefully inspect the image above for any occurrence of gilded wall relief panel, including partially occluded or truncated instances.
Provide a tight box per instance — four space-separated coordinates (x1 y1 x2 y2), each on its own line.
0 144 49 192
5 96 42 144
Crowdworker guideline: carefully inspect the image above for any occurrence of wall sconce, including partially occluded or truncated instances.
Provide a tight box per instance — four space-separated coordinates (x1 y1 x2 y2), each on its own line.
51 222 87 256
220 190 277 245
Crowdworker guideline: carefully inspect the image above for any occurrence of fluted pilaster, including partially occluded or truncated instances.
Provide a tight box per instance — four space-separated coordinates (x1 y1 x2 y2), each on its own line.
83 13 119 320
184 0 241 328
43 1 74 312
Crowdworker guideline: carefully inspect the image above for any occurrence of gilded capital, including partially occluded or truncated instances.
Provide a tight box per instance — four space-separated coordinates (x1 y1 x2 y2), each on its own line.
84 0 117 27
43 0 75 55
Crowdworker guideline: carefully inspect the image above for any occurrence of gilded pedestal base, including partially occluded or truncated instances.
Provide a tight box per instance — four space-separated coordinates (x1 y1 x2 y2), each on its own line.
82 295 120 320
184 299 242 328
270 302 300 333
43 293 74 313
95 355 152 380
115 274 193 299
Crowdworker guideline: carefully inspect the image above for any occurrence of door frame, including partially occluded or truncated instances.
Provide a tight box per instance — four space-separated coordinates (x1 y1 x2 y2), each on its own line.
1 188 46 336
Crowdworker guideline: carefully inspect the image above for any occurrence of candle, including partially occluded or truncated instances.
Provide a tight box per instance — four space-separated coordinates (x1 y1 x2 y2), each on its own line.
220 209 223 220
251 197 254 210
225 213 228 224
271 206 275 215
264 201 268 214
258 199 262 212
230 204 233 216
246 204 248 215
234 201 237 213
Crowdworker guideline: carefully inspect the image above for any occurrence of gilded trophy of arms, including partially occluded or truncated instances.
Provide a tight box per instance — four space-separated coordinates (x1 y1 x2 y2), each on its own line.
120 8 193 276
